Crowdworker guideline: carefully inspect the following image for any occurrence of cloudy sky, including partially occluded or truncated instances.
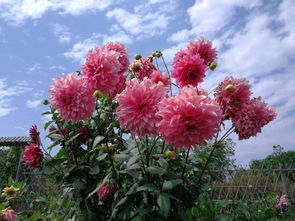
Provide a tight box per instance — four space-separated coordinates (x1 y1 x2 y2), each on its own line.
0 0 294 165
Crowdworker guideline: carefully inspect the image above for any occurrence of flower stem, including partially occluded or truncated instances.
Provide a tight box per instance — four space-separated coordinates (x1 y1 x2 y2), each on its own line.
181 148 191 179
161 56 173 96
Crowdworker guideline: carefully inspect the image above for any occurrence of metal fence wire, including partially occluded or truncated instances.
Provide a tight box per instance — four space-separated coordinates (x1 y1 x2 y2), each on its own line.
208 163 295 201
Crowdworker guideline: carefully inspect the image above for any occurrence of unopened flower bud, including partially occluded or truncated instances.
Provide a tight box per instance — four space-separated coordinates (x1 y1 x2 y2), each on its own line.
93 90 104 99
155 51 162 58
165 150 176 159
130 74 136 79
233 99 239 105
225 84 235 93
43 100 50 105
130 62 141 72
208 61 217 70
134 54 142 60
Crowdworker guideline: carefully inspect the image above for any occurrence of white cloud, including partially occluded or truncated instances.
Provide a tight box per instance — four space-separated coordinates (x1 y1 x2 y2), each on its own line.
0 0 114 25
52 24 72 44
27 63 41 73
26 99 42 108
64 30 132 63
0 79 32 117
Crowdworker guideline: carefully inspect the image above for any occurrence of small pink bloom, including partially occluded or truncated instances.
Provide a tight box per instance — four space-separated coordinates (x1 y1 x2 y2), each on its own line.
171 53 208 87
132 57 156 80
49 73 95 123
49 125 57 133
97 183 118 200
214 77 252 118
157 85 222 149
29 125 40 146
233 97 276 140
0 207 18 221
187 37 217 64
23 143 43 169
116 79 166 137
275 195 292 210
150 70 170 87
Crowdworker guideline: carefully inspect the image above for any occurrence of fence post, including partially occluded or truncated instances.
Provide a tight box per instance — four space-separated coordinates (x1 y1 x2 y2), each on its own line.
279 163 288 195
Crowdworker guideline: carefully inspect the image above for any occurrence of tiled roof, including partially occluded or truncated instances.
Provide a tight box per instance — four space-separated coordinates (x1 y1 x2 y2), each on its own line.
0 136 31 147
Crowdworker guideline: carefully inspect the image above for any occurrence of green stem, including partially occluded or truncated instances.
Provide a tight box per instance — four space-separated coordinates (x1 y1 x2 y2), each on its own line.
161 56 173 96
181 148 191 180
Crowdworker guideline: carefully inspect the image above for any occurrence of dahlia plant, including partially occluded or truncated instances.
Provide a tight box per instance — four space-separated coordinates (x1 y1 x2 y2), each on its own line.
23 38 276 220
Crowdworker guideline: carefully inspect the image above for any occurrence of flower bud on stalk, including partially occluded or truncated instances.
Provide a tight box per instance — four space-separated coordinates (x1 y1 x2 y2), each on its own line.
224 84 235 93
165 150 177 159
93 90 104 99
130 62 141 73
134 54 142 60
208 61 217 70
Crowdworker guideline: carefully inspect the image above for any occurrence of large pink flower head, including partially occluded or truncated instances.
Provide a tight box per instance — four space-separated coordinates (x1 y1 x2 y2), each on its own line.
187 37 217 65
156 85 222 149
49 73 95 123
23 143 43 169
82 44 128 95
0 207 18 221
214 77 252 118
171 53 208 87
104 42 129 73
116 78 166 137
233 97 277 140
131 56 156 80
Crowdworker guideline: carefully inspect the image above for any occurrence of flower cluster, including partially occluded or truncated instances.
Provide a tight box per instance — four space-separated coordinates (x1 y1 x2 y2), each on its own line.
171 37 216 87
275 195 292 210
214 77 276 139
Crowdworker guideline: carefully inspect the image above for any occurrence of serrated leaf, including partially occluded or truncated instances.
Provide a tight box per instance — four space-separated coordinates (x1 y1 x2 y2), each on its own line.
137 184 158 192
147 166 166 176
157 193 171 218
89 166 100 175
92 136 105 148
163 179 183 190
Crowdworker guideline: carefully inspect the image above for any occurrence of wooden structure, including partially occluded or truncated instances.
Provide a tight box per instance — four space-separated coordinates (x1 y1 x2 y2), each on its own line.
0 136 31 182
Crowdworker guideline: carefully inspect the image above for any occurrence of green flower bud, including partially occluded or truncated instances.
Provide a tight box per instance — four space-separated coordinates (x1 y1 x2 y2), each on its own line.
208 61 217 70
134 54 142 60
93 90 104 99
224 84 235 93
43 100 50 105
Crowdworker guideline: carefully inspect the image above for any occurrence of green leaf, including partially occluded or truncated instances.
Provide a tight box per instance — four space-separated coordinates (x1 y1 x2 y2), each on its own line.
157 193 171 218
0 203 5 210
8 177 14 186
137 184 158 192
113 154 130 162
48 133 64 141
92 136 105 148
127 155 138 167
126 183 138 196
97 153 108 161
28 212 42 221
41 111 51 116
163 179 183 190
65 133 81 145
56 147 65 158
147 166 166 176
44 120 53 131
89 166 100 175
47 141 58 151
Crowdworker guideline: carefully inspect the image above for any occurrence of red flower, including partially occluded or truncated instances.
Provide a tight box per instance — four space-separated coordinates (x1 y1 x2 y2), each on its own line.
23 143 43 169
97 183 118 200
0 207 18 221
76 126 92 143
29 125 40 146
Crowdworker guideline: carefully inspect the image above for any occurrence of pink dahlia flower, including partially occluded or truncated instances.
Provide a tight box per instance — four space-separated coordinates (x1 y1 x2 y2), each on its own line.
116 79 166 137
171 53 208 87
49 73 95 123
0 207 18 221
97 183 118 200
233 97 276 140
150 70 170 87
157 85 222 149
29 125 40 146
109 73 126 97
275 195 292 210
82 45 125 95
23 143 43 169
104 42 129 73
131 57 156 80
187 37 217 65
214 77 252 118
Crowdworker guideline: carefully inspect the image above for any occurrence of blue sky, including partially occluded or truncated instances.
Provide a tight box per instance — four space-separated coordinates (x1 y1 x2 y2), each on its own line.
0 0 294 165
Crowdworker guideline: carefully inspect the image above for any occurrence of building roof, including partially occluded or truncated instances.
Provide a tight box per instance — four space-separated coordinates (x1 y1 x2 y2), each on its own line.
0 136 31 147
